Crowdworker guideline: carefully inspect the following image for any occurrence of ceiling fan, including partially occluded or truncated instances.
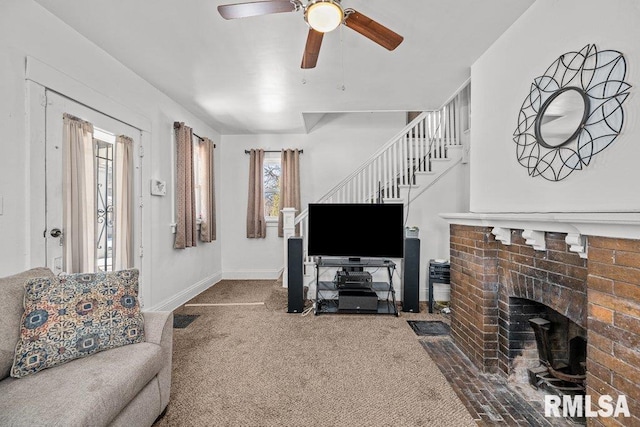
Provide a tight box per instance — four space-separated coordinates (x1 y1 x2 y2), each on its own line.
217 0 404 69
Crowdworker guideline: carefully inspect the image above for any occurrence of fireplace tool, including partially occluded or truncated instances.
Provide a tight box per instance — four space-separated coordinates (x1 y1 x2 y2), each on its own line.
527 318 586 394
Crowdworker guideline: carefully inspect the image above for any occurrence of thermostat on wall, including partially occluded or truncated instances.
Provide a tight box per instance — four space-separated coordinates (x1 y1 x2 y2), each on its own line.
150 179 166 196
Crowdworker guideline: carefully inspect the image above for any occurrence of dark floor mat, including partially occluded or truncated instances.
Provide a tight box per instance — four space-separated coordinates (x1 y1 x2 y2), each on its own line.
407 320 450 336
173 314 200 329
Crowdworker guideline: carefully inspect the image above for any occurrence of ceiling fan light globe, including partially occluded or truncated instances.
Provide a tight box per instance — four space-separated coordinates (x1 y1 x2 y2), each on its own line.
305 1 343 33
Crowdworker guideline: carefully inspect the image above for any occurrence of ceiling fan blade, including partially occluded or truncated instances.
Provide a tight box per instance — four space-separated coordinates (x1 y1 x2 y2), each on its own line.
301 29 324 69
343 10 404 51
218 0 297 20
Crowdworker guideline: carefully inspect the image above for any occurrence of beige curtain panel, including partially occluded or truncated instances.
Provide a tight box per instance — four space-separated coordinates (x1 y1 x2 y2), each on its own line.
114 134 134 269
246 149 266 238
278 149 301 237
62 113 96 273
199 137 217 242
175 122 197 249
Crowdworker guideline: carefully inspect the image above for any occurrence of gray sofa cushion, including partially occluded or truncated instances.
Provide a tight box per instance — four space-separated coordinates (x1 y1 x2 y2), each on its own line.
0 267 54 380
0 341 163 427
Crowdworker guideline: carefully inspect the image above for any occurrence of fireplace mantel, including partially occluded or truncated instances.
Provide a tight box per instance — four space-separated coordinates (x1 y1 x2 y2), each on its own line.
440 212 640 259
440 212 640 240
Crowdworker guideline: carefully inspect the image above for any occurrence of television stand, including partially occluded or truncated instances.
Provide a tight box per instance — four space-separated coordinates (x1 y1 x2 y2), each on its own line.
314 258 398 316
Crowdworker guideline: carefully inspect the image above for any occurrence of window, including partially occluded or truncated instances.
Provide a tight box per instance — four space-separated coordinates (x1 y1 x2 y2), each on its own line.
94 130 115 272
263 155 281 220
193 134 204 223
191 132 216 242
93 127 133 273
173 122 216 246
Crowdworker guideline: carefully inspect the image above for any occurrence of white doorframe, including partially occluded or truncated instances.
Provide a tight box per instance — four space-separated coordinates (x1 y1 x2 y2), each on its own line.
26 68 152 308
43 90 141 273
27 81 47 269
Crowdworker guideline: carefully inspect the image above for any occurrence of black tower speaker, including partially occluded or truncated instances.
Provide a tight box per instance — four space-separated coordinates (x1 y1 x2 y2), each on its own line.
402 238 420 312
287 237 304 313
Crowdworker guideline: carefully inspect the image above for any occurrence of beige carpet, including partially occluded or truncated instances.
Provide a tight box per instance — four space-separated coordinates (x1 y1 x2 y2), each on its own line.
154 280 476 427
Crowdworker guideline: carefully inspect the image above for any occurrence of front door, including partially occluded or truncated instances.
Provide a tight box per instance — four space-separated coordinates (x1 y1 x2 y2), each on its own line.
44 90 140 274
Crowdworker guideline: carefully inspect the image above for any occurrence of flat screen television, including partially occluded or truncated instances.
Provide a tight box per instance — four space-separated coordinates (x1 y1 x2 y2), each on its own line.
307 203 404 259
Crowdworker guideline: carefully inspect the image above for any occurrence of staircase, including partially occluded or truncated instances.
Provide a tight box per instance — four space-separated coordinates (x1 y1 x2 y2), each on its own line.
281 81 470 290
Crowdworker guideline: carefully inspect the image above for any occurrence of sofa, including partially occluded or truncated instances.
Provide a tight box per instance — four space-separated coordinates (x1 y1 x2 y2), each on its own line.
0 267 173 427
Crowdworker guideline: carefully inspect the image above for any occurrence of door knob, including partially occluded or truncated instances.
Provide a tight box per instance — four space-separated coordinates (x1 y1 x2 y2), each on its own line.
50 228 62 238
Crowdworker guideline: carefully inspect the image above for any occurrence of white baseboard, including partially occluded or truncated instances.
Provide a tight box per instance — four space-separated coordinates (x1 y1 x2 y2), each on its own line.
222 268 282 280
147 272 222 312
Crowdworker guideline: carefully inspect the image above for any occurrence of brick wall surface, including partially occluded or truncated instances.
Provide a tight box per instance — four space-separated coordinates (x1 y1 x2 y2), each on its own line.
450 226 640 425
586 237 640 427
498 231 588 327
449 224 500 373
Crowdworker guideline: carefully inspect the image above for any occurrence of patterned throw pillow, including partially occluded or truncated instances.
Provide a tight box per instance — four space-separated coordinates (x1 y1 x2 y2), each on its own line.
11 269 145 378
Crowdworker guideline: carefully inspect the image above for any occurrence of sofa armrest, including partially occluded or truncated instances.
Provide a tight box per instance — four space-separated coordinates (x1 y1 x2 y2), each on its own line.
142 311 173 410
143 311 173 346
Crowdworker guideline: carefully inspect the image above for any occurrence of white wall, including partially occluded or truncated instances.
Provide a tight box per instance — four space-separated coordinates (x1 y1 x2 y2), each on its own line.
0 0 222 310
470 0 640 213
220 112 407 278
404 152 470 301
220 111 470 304
0 0 472 309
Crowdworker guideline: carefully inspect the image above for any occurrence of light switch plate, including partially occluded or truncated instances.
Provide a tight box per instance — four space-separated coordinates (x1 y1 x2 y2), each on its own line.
150 179 166 196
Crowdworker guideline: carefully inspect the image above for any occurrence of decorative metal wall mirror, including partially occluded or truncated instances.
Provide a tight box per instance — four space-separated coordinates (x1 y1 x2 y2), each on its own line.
534 87 590 149
513 44 631 181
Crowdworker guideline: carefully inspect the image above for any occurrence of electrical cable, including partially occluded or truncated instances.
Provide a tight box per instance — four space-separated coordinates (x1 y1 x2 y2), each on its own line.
301 302 315 316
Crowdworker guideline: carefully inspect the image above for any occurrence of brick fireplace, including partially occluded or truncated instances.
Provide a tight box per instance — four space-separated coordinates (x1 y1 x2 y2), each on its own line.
443 215 640 426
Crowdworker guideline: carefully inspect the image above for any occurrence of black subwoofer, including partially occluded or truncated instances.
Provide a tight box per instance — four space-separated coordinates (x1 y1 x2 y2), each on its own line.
338 290 378 313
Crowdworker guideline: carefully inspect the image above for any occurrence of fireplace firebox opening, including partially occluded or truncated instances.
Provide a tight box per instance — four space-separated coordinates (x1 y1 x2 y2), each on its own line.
504 298 587 424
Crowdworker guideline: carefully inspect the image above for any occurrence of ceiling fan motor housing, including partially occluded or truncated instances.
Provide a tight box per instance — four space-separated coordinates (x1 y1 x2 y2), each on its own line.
304 0 344 33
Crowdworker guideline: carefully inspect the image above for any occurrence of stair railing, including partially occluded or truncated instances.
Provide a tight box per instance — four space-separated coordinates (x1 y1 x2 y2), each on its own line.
287 80 468 270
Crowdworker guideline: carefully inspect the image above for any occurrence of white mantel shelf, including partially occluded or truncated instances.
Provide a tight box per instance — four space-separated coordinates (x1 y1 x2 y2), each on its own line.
440 212 640 241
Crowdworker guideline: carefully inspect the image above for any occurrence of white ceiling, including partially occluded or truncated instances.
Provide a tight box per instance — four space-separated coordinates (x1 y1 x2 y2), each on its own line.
34 0 535 135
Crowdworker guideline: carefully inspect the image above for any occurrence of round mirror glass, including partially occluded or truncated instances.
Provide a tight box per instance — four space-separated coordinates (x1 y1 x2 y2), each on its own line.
534 87 590 149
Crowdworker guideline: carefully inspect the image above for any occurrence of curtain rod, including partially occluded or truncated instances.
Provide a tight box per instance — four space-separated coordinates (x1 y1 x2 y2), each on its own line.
173 121 216 147
244 149 303 154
